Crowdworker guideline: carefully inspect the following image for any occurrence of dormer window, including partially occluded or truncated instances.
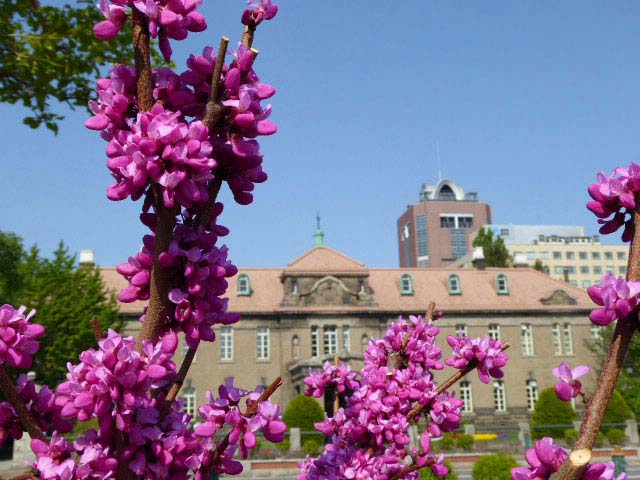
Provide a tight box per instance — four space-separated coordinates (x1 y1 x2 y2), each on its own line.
291 279 298 294
448 274 462 295
358 279 366 294
237 273 251 296
400 274 414 295
496 274 509 295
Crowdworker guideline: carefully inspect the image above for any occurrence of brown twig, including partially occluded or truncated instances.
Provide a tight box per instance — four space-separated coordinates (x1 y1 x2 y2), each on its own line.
163 347 197 411
209 376 282 465
241 25 256 49
0 366 44 441
90 317 104 341
406 343 511 419
552 209 640 480
8 472 37 480
203 36 230 129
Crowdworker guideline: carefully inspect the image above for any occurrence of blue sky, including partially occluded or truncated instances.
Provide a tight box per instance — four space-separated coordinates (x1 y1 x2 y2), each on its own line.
1 1 639 268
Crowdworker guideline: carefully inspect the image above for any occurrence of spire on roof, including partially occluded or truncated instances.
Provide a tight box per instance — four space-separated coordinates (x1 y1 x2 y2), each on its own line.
314 212 325 247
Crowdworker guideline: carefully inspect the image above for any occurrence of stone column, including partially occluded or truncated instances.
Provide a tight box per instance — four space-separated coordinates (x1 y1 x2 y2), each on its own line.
624 419 638 446
464 423 475 436
290 427 301 452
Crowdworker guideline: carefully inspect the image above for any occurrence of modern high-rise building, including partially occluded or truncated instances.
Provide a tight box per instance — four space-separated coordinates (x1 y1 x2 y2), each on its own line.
397 179 492 268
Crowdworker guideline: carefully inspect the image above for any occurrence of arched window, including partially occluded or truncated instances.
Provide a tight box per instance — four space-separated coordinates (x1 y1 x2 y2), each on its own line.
400 274 414 295
361 334 369 353
496 274 509 295
493 380 506 412
526 380 539 411
292 335 300 360
448 274 462 295
459 380 473 413
237 273 251 296
437 184 456 201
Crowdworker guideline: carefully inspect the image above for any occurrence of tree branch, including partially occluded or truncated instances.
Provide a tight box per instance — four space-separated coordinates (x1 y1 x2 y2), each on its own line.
203 36 229 129
0 366 44 441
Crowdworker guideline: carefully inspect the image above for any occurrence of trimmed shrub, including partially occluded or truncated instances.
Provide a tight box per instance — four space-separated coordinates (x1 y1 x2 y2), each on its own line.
439 434 455 451
276 439 291 452
472 454 518 480
456 434 475 451
606 428 626 446
420 460 458 480
531 388 577 439
602 390 633 433
564 429 578 447
595 431 605 448
283 395 325 444
303 439 322 456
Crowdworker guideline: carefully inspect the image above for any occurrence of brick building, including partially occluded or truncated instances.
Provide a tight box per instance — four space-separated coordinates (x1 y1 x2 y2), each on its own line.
102 243 598 426
397 179 492 268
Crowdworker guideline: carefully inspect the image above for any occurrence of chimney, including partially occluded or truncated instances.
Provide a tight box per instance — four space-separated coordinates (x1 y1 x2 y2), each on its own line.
563 267 570 283
472 247 485 270
79 250 95 266
513 252 528 268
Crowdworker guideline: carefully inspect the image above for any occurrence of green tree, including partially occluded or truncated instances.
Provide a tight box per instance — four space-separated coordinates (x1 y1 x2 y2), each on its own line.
0 231 24 304
472 228 511 268
602 389 634 431
531 387 577 439
533 259 549 274
283 395 325 443
472 454 518 480
16 242 121 385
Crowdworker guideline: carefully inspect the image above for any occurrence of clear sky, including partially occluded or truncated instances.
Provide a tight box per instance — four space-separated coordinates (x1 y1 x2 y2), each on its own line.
1 1 638 268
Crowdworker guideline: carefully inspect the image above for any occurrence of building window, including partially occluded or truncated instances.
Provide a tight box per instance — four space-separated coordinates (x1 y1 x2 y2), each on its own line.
460 381 473 413
496 274 509 295
311 326 319 357
582 280 591 288
553 252 562 259
579 252 588 260
181 386 196 421
540 252 549 260
400 274 414 295
448 274 462 295
324 326 337 355
458 217 473 229
455 324 468 337
606 265 615 274
292 335 300 360
416 215 429 259
358 280 366 294
593 266 602 274
440 216 456 228
554 266 565 275
361 334 369 353
617 251 626 260
237 273 252 296
526 380 539 411
566 251 575 260
591 325 602 340
580 266 590 274
402 222 411 239
552 324 562 355
592 252 601 260
342 326 351 352
488 324 500 341
605 251 614 260
563 324 574 355
527 252 536 260
493 380 506 412
450 228 468 260
619 266 627 274
500 228 510 236
291 279 298 294
220 327 233 361
521 324 534 356
257 327 270 360
570 280 578 286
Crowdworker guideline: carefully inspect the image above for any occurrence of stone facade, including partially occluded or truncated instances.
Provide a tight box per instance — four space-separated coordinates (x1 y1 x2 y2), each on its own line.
105 245 599 427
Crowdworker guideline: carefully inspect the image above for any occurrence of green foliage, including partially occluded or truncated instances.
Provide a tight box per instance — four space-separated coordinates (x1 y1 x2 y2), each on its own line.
472 454 518 480
531 388 577 439
0 231 24 304
302 439 322 456
438 434 455 451
606 428 626 446
532 259 549 274
420 460 458 480
564 429 578 447
602 390 633 432
0 0 167 132
472 228 511 268
456 433 474 451
276 439 290 452
595 431 605 448
283 395 325 443
11 240 121 385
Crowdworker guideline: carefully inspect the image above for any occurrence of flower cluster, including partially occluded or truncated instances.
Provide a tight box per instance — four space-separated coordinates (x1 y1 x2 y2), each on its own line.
512 437 627 480
587 163 640 242
445 335 509 383
587 273 640 326
0 304 45 369
303 361 359 398
242 0 278 28
553 362 590 402
94 0 207 61
299 315 507 480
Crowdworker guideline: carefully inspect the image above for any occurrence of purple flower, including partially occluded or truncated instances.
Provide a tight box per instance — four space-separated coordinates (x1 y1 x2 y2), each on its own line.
0 304 45 369
553 362 591 402
587 274 640 326
445 335 509 383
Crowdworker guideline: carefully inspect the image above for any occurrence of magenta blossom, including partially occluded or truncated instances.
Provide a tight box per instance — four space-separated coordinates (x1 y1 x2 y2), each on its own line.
445 335 509 383
0 304 45 369
587 273 640 326
553 362 591 402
